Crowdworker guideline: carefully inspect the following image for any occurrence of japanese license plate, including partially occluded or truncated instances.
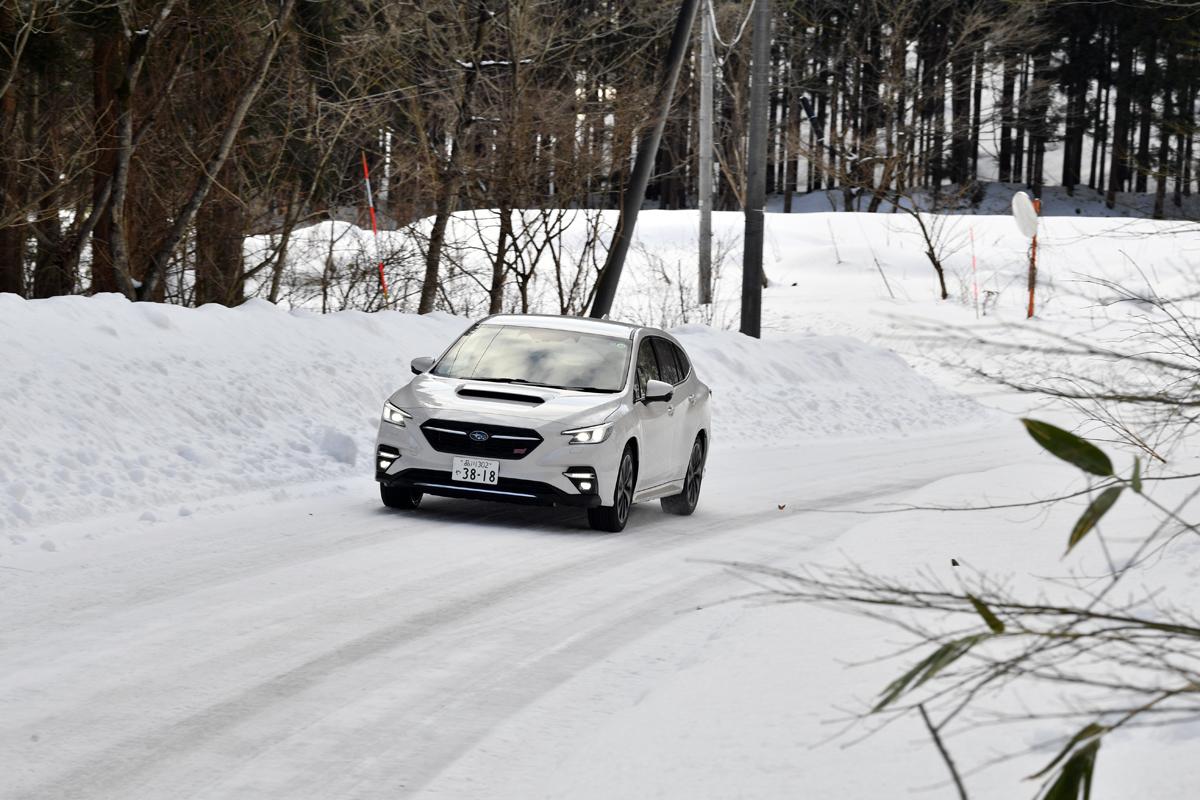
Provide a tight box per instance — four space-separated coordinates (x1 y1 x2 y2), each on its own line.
452 457 499 485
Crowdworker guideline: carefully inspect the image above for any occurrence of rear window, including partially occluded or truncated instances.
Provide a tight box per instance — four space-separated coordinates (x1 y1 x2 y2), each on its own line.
671 341 691 381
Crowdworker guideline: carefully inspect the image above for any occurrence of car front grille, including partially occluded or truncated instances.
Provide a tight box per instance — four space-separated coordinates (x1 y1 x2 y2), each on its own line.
420 418 543 460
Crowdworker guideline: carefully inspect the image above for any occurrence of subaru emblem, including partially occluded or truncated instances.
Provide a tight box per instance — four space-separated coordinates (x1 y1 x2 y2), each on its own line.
469 430 489 442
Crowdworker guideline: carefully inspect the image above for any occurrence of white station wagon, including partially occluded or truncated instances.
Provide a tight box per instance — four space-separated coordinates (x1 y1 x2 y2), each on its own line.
374 314 712 532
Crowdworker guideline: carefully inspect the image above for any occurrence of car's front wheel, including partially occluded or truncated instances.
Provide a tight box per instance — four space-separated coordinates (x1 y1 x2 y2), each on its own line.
380 484 422 510
587 446 636 532
661 436 705 516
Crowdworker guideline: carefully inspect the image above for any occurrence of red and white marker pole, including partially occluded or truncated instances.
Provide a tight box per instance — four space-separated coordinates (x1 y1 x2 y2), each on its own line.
1027 198 1041 319
1011 191 1041 319
361 151 390 305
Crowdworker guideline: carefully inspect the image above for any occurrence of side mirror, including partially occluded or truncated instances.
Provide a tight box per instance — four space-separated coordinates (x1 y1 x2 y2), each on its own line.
644 379 674 404
411 356 435 375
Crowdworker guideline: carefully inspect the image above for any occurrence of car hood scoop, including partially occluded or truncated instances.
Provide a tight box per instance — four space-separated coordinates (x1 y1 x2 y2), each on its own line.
456 387 545 405
396 374 623 426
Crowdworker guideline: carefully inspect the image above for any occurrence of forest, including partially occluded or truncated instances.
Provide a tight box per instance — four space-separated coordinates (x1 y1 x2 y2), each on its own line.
1 0 1198 310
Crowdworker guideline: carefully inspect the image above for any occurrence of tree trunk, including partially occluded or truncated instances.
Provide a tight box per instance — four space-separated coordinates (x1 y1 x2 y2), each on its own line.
195 160 246 306
1135 40 1156 193
1090 31 1109 190
949 33 971 185
30 71 71 298
1061 33 1087 193
784 50 800 211
998 52 1017 182
1107 40 1133 208
1184 81 1195 199
489 206 511 314
0 57 23 295
1013 57 1027 184
970 46 983 182
1175 76 1193 206
1154 78 1171 219
1028 53 1052 197
89 23 121 294
931 59 946 200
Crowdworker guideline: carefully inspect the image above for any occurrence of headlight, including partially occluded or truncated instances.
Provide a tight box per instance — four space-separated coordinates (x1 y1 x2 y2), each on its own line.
382 401 413 427
561 422 612 445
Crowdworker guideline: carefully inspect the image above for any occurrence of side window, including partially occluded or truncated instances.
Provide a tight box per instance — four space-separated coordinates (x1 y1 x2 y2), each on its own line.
672 342 691 381
651 338 682 385
635 338 661 399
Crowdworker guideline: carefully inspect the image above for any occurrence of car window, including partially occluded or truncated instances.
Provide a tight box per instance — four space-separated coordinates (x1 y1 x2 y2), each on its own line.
635 338 661 399
433 324 631 392
651 338 682 385
671 341 691 380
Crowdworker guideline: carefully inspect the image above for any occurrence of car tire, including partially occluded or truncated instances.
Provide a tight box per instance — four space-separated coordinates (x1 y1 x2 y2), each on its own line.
661 437 705 516
380 484 422 510
588 446 636 532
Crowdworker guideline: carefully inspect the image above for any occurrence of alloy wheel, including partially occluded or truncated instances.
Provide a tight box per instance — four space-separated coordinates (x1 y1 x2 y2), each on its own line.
685 442 703 507
616 452 634 524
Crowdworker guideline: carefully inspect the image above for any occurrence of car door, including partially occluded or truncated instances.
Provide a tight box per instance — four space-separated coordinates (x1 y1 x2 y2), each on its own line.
668 339 704 447
650 336 687 480
633 336 675 490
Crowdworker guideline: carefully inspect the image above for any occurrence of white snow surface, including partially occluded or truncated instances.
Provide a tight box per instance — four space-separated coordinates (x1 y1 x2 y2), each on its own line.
3 205 1200 799
0 293 981 532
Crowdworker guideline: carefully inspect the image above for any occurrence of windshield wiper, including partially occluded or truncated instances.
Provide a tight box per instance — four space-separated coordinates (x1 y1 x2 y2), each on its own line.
466 376 551 386
556 386 615 393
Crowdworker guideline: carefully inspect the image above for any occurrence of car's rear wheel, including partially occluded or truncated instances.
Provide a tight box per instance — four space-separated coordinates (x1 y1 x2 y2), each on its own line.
380 484 422 510
661 437 705 516
588 447 636 532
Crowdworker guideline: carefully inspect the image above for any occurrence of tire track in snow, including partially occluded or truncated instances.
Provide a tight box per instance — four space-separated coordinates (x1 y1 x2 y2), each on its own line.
4 428 1024 799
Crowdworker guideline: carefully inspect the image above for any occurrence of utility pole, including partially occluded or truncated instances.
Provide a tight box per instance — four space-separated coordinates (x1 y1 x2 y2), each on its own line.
740 0 770 338
589 0 701 320
698 0 714 305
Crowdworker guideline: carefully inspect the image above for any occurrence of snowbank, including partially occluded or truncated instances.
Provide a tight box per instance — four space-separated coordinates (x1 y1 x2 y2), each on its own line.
0 295 466 531
0 294 981 530
678 326 983 444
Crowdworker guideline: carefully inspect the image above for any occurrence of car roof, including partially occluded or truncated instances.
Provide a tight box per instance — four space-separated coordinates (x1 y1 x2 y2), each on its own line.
480 313 649 339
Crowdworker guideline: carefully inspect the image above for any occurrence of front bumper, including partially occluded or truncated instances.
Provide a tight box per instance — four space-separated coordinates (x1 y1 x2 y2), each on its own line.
375 410 621 506
380 468 602 508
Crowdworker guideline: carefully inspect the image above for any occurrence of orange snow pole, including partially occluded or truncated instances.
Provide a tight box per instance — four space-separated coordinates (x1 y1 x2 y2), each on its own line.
1026 198 1041 319
361 151 390 304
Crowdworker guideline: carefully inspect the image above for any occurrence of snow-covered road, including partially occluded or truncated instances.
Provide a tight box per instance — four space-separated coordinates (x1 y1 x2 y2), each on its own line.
0 426 1022 799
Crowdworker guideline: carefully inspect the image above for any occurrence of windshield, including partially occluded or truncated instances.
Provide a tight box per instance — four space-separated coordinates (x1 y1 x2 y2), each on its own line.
432 324 631 393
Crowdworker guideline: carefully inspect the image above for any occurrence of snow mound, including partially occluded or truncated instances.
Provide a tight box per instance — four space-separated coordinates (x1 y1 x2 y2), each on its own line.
0 294 981 530
676 328 984 445
0 294 467 531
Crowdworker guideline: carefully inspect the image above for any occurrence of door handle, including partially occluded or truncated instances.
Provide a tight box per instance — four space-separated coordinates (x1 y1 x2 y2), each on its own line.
667 404 675 416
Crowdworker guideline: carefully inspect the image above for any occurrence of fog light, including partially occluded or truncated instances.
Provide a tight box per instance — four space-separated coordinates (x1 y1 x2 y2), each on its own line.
377 446 400 476
563 467 598 494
